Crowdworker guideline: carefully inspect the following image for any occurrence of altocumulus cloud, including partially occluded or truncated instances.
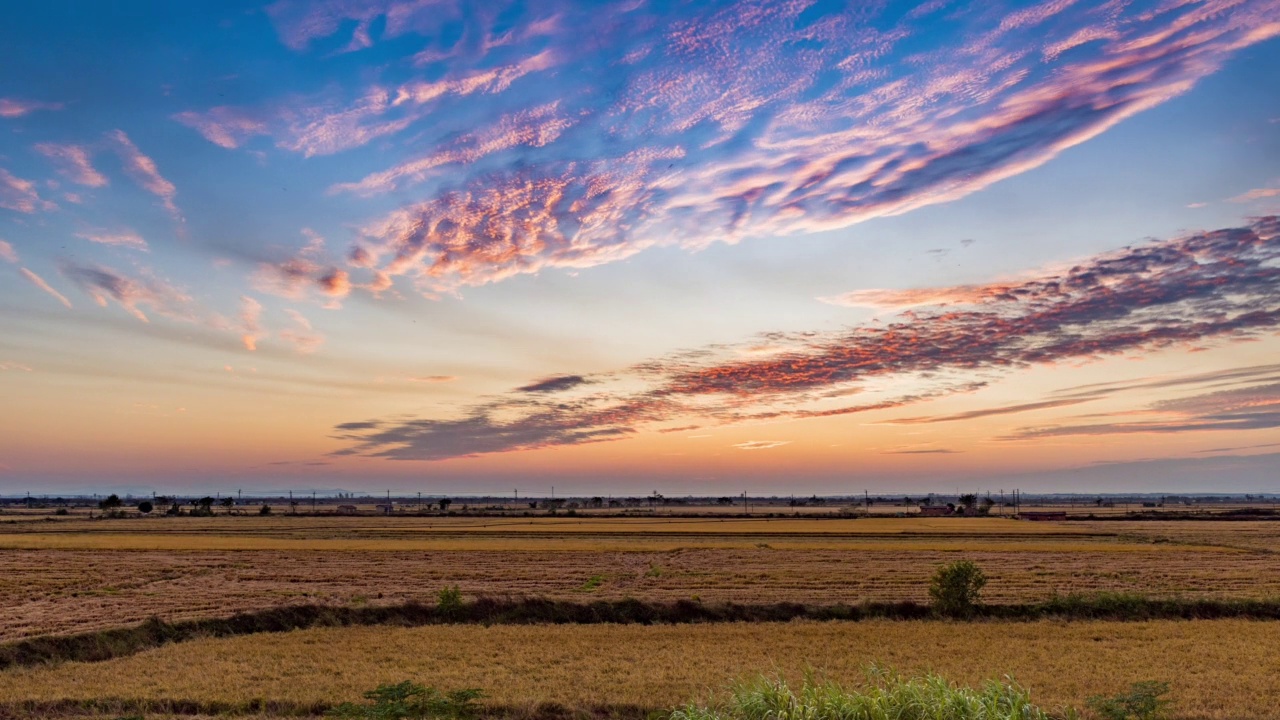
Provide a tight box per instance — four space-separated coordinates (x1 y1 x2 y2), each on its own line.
334 217 1280 462
176 0 1280 295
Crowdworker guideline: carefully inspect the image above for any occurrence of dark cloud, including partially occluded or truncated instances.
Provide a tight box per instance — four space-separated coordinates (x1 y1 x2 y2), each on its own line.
336 217 1280 461
1003 382 1280 440
887 399 1091 425
516 375 590 393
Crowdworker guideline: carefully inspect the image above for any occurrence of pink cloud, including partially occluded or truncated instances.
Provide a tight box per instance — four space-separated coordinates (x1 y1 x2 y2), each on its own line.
1231 187 1280 203
0 240 17 264
0 98 62 118
280 308 324 353
35 144 108 187
173 107 269 149
18 268 73 308
0 168 54 213
59 261 192 323
107 130 181 220
75 230 148 251
239 296 265 351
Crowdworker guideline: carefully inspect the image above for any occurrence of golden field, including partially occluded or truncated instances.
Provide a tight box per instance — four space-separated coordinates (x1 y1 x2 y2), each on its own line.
2 515 1279 642
5 620 1280 719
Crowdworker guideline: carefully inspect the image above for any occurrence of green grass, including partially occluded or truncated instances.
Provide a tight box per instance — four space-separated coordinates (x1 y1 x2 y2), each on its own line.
670 670 1073 720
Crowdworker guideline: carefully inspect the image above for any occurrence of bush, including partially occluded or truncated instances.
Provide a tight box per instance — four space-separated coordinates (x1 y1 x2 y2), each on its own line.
259 504 273 515
929 560 987 617
1086 681 1170 720
437 586 463 618
137 501 153 514
327 681 483 720
669 670 1062 720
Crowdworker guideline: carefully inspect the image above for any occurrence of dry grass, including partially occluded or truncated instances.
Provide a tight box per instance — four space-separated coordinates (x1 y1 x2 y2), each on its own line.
4 620 1280 719
2 517 1277 642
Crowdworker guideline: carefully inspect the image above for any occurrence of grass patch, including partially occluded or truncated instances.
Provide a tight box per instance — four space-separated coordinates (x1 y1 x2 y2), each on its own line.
672 670 1073 720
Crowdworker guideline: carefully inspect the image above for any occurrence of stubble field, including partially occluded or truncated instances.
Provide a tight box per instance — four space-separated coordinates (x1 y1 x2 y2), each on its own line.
2 513 1279 718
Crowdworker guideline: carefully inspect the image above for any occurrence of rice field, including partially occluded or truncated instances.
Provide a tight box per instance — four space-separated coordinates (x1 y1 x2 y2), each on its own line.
2 516 1278 642
3 514 1279 718
5 620 1279 719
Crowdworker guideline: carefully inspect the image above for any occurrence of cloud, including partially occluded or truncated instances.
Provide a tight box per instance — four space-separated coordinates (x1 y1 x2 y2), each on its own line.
319 0 1280 295
0 361 33 372
1230 187 1280 203
0 240 17 263
107 130 181 220
35 144 108 187
887 398 1092 424
59 261 192 322
409 375 457 383
0 168 53 213
883 448 961 454
732 440 791 450
253 229 353 306
0 98 61 118
173 107 268 149
820 285 1008 310
1005 382 1280 439
75 230 148 251
516 375 590 393
334 217 1280 461
18 268 73 308
238 296 265 351
279 308 324 353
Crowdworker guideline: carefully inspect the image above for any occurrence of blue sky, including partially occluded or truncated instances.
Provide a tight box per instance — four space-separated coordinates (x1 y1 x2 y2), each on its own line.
2 0 1279 495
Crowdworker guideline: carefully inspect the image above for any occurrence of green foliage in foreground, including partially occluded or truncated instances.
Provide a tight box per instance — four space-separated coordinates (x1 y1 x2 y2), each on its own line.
669 670 1073 720
327 681 483 720
1086 681 1171 720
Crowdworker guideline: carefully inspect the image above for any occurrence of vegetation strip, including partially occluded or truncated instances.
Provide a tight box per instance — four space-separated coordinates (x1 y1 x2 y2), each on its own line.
0 697 653 719
4 594 1280 673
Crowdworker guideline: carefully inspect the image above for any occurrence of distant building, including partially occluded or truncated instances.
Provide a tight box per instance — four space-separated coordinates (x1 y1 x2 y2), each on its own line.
918 506 951 517
336 505 358 515
375 504 395 514
1019 511 1067 521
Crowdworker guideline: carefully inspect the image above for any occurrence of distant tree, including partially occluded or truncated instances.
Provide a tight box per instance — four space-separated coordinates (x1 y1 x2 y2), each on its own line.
929 560 987 617
137 501 154 515
220 497 235 514
958 494 978 514
98 494 123 511
259 504 272 515
166 502 182 516
979 497 996 515
438 498 452 512
590 496 603 508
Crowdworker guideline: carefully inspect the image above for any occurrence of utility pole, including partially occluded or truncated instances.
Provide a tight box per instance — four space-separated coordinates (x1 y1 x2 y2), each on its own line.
312 491 316 514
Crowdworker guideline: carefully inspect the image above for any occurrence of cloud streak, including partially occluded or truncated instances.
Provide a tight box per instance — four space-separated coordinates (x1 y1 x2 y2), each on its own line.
335 217 1280 461
19 268 73 308
36 144 108 187
0 98 61 118
60 261 193 323
107 130 181 220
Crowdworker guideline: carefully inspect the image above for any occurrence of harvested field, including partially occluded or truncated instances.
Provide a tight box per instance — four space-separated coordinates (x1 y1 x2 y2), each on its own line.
4 620 1279 719
2 517 1278 642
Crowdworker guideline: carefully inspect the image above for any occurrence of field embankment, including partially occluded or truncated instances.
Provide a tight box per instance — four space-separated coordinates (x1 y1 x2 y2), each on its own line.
5 594 1280 672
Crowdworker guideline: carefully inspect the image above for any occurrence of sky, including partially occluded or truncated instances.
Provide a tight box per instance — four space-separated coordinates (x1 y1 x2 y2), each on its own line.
2 0 1279 496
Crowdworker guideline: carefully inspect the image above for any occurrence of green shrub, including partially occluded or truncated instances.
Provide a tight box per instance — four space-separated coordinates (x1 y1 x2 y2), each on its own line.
437 585 463 617
669 670 1062 720
327 681 483 720
929 560 987 617
1086 681 1170 720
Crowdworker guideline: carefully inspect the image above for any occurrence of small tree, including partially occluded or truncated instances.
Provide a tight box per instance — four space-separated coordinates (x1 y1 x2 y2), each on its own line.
137 501 154 515
437 585 463 618
929 560 987 617
221 497 235 514
98 494 123 511
327 681 482 720
958 494 978 515
259 504 273 515
438 498 452 512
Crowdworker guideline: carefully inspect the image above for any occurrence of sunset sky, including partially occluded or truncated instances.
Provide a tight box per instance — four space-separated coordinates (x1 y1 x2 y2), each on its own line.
2 0 1279 496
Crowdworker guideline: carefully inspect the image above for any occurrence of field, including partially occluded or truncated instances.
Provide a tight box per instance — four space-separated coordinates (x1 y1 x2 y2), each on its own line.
2 513 1279 718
